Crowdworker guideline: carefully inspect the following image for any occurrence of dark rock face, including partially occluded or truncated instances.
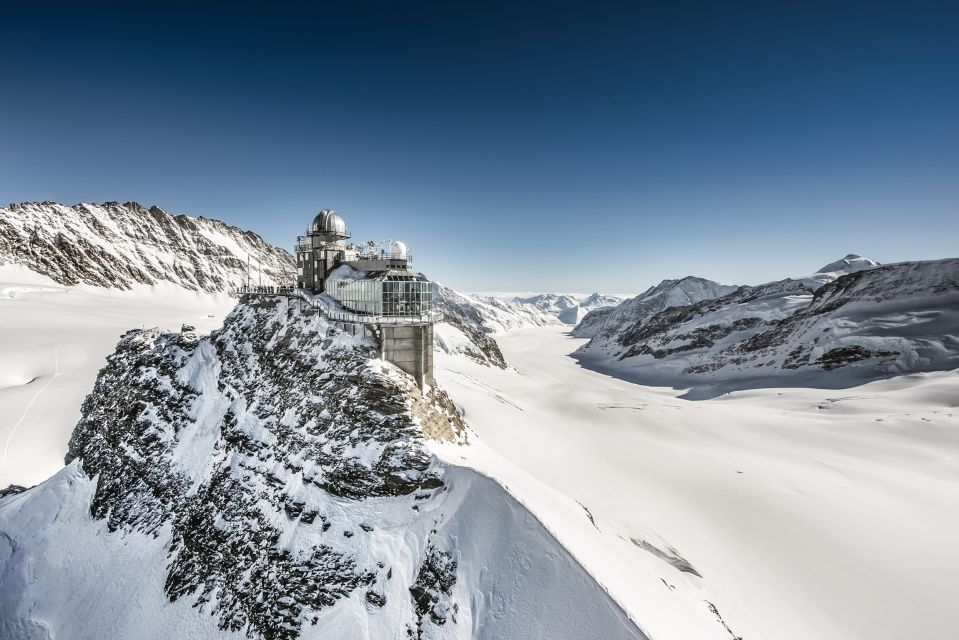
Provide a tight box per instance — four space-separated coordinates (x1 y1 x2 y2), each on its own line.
442 311 509 369
432 283 508 368
0 485 28 500
65 297 464 639
815 346 898 371
1 201 294 291
409 543 459 637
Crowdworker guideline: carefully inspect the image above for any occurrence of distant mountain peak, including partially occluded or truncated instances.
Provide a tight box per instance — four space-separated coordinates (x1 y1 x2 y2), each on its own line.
572 276 737 339
815 254 880 275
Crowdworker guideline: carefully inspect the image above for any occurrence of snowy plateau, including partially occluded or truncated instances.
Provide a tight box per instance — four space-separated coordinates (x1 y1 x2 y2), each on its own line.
1 202 958 640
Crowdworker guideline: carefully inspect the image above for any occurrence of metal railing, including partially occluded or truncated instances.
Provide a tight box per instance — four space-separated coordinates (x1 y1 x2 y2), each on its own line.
349 251 414 265
231 285 442 325
292 240 413 266
320 308 442 325
231 285 296 296
303 291 440 325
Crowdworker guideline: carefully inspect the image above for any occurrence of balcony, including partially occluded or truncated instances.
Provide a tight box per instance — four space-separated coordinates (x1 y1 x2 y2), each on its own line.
294 237 413 266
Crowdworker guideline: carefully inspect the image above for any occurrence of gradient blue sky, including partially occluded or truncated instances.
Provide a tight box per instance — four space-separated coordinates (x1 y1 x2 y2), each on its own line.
2 1 957 293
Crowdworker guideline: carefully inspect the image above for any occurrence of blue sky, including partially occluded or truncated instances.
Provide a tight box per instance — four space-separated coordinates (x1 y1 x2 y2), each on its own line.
2 1 956 293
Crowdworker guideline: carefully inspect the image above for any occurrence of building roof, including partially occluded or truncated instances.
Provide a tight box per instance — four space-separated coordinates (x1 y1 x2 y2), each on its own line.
327 264 430 284
310 209 349 238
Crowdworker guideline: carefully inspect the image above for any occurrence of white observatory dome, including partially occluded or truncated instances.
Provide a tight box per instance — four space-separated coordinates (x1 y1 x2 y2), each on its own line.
389 241 408 259
310 209 349 238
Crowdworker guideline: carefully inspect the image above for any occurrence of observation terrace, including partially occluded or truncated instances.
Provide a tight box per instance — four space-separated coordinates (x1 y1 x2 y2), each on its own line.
230 285 442 326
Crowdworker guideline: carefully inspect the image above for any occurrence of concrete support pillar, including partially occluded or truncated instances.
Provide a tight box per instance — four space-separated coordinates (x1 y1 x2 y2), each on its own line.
379 324 434 389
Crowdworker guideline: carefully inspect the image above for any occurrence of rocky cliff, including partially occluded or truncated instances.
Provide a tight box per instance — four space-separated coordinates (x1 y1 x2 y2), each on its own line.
0 201 294 291
0 297 644 640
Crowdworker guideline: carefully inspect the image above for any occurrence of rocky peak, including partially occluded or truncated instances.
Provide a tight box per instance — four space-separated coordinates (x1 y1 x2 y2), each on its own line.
0 293 646 640
59 297 465 638
815 254 880 275
0 201 295 291
573 276 737 339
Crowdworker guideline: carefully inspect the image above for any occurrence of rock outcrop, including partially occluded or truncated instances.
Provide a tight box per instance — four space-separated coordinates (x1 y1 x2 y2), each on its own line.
0 297 644 640
0 201 294 291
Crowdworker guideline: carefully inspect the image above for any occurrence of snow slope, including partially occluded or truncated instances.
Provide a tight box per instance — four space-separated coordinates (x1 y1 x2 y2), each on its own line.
0 462 646 640
431 285 510 368
0 298 647 640
0 201 290 487
576 256 959 396
807 253 881 287
435 326 959 640
508 292 626 325
432 286 624 367
573 277 738 339
0 201 294 291
0 265 235 488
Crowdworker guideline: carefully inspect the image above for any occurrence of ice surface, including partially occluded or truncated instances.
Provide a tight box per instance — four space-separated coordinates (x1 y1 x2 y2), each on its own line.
0 266 236 487
435 326 959 640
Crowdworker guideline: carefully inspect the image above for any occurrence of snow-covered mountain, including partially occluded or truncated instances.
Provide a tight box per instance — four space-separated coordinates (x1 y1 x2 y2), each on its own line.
809 253 881 284
573 277 739 339
0 200 621 373
448 291 626 331
432 287 624 366
575 255 959 396
509 292 625 325
431 285 511 368
0 201 295 291
0 297 644 640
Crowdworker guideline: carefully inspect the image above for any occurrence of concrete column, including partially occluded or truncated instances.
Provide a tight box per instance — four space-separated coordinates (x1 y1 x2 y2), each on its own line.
379 324 433 389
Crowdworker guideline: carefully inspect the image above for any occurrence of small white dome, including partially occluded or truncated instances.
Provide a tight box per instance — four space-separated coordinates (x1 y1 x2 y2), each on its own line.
389 241 408 259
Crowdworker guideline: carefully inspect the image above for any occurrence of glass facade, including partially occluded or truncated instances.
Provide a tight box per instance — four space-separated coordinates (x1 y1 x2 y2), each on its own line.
327 274 432 317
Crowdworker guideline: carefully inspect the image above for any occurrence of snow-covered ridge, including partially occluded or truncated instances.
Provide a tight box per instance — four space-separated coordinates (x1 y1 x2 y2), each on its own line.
573 276 739 339
468 291 626 327
506 292 626 325
0 297 644 640
575 256 959 395
432 286 625 367
0 201 295 291
814 253 881 277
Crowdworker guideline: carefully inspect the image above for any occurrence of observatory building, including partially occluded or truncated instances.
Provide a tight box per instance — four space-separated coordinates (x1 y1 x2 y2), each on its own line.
295 209 437 387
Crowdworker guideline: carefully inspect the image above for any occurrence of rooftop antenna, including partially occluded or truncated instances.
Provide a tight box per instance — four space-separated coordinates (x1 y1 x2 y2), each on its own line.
363 239 394 258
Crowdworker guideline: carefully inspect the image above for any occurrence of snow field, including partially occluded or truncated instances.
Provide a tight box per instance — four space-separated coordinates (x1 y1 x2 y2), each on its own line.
435 326 959 640
0 266 235 487
0 458 646 639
